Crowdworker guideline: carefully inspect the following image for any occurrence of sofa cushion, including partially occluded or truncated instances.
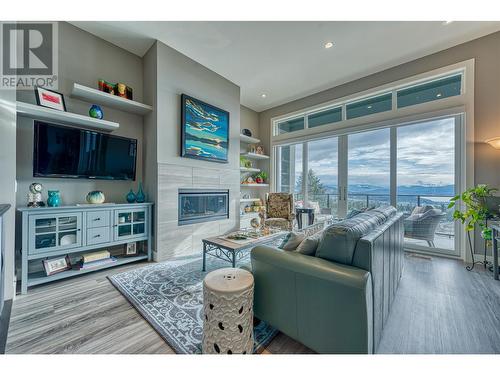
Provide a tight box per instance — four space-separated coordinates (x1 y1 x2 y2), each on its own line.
295 232 322 256
372 206 397 220
315 210 386 265
411 205 434 215
279 232 305 251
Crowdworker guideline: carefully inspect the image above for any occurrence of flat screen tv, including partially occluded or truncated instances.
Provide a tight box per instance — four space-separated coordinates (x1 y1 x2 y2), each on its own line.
33 121 137 180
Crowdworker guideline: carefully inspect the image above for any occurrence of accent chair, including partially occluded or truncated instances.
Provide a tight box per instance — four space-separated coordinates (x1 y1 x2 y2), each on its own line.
403 205 445 247
264 193 295 231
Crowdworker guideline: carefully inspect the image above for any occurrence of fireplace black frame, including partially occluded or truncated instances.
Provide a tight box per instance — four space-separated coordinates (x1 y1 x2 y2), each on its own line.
178 189 229 226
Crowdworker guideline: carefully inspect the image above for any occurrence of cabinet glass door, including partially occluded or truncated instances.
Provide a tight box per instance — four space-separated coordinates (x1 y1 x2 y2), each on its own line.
115 209 147 240
34 217 57 250
30 213 82 254
57 215 80 248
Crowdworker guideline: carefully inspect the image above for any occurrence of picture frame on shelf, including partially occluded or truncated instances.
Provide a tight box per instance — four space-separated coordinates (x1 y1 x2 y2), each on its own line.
42 255 71 276
125 242 138 256
34 86 67 112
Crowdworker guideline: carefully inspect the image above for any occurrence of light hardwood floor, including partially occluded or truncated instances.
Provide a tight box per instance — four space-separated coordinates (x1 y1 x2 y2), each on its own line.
6 253 500 354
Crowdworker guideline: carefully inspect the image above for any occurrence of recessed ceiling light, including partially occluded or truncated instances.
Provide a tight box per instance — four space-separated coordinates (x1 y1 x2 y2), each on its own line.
261 94 267 98
367 105 373 109
436 93 442 98
443 21 453 25
324 42 334 49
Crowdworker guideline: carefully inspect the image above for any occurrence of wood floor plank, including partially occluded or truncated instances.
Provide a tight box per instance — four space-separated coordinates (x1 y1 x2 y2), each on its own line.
6 254 500 354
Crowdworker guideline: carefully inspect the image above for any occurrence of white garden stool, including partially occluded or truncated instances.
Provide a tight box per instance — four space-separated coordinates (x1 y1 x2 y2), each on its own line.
202 268 254 354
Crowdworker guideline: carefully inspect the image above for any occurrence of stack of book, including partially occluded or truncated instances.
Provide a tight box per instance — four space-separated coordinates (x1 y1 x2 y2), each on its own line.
76 250 117 270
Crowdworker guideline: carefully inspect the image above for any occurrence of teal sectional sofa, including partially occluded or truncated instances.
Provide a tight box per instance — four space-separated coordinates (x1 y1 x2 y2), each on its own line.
250 207 404 353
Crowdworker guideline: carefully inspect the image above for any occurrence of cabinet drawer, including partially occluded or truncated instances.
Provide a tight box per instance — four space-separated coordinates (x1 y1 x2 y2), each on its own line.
86 210 110 228
86 227 110 245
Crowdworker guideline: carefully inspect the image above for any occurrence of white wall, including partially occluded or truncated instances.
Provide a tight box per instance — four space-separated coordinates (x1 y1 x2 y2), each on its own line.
145 41 241 261
0 86 16 302
16 22 146 207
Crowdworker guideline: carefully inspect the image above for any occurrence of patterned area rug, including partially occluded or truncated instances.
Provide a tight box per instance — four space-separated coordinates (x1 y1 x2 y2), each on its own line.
108 255 277 354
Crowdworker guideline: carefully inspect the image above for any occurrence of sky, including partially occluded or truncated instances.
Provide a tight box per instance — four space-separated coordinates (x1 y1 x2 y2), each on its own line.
288 118 455 188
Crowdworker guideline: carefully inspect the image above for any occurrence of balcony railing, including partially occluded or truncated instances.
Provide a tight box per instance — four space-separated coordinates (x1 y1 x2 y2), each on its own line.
293 193 454 237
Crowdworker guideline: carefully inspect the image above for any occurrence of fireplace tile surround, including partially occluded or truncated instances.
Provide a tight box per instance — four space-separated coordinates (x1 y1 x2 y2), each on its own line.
156 163 239 261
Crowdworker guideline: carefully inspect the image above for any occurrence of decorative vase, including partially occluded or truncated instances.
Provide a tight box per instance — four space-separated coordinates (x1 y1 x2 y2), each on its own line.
135 183 146 203
86 190 105 204
47 190 61 207
126 189 136 203
89 104 104 119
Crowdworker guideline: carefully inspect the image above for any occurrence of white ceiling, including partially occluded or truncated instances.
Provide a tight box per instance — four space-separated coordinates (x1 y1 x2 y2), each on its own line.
72 21 500 112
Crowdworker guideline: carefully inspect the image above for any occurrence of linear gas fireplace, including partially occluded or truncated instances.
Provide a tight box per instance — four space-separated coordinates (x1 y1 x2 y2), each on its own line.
178 189 229 225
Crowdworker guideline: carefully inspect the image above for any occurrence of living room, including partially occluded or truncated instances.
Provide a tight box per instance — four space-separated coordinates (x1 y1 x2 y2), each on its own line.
1 1 500 373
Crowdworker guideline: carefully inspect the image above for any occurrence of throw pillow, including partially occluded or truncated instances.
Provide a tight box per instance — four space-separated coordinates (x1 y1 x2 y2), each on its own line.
295 232 322 256
278 232 305 251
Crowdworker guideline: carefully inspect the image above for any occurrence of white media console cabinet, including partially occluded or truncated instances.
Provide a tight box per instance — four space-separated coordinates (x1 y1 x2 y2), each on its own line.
18 203 153 294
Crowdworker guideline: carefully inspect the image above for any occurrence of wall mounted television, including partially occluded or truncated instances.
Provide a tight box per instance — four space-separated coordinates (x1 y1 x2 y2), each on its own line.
33 121 137 180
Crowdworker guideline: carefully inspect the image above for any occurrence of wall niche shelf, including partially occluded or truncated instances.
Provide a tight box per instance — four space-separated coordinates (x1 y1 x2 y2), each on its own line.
239 134 260 144
71 83 153 115
16 101 119 132
240 152 269 160
240 167 260 173
240 198 261 203
240 184 269 188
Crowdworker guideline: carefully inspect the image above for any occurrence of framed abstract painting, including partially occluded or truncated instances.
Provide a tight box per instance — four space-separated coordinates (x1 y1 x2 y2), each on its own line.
181 94 230 163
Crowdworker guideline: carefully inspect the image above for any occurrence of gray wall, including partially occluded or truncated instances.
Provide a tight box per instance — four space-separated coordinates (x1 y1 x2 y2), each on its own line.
258 30 500 256
241 105 259 138
0 86 17 302
16 22 145 207
144 41 241 261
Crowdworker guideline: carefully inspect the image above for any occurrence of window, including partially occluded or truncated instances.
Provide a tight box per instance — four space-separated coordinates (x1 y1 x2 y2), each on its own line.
276 143 303 194
308 107 342 128
397 74 461 108
277 117 304 134
346 93 392 120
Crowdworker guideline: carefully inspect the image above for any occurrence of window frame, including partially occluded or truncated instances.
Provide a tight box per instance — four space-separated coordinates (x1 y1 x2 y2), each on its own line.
270 59 475 261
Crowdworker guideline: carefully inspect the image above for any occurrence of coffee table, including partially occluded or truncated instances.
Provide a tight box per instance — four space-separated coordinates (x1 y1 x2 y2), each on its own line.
202 230 287 271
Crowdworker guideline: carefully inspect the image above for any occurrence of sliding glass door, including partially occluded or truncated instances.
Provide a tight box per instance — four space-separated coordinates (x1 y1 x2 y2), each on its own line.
274 114 462 256
396 117 458 255
347 128 391 212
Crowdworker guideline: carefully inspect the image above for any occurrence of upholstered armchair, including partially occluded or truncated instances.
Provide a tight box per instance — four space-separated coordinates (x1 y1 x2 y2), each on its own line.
264 193 295 231
403 205 446 247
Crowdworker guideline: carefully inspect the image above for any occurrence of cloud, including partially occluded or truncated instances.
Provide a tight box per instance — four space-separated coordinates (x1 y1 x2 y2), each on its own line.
280 118 455 187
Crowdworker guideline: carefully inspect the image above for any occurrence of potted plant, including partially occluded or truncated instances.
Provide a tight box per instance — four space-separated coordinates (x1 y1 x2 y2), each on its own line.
255 171 268 184
448 184 498 270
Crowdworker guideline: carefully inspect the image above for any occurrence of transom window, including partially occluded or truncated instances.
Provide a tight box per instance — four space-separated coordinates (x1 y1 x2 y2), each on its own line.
274 73 463 135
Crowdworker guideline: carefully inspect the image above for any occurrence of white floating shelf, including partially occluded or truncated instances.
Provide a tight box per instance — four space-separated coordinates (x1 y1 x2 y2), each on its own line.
241 152 270 160
71 83 153 115
16 101 119 132
239 134 260 144
240 212 260 218
240 198 261 203
240 184 269 188
240 167 261 173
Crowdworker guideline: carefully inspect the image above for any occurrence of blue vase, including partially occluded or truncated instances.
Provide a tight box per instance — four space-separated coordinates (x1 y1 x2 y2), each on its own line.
126 189 136 203
47 190 61 207
136 182 145 203
89 104 103 119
